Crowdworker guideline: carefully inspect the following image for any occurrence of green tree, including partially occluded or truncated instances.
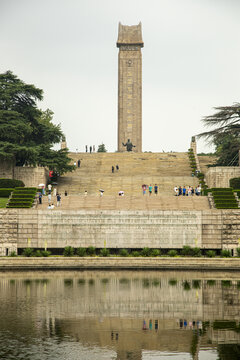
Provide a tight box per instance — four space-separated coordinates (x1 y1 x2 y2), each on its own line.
0 71 74 174
198 103 240 166
97 143 107 152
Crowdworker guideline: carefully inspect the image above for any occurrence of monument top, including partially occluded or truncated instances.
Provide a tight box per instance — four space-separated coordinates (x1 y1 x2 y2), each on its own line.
117 22 144 47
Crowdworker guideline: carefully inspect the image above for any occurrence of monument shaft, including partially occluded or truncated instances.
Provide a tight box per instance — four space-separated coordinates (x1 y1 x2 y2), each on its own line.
117 23 144 152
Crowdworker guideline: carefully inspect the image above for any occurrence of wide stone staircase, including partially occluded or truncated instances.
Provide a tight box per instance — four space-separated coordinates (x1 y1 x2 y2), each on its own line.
40 152 210 210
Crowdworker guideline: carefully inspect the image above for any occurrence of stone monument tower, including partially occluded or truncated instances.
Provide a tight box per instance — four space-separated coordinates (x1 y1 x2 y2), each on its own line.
117 22 144 152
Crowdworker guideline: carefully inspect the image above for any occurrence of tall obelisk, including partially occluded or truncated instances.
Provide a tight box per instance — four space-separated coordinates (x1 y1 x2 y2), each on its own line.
117 22 144 152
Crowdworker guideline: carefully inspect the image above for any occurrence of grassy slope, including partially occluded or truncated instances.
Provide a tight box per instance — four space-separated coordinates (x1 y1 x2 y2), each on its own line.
0 198 8 208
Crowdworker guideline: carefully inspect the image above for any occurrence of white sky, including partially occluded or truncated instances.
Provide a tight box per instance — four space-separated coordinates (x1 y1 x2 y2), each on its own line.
1 0 240 153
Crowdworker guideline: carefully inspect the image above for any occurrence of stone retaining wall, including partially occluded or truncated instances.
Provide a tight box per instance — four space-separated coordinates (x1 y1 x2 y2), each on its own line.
0 257 240 270
1 209 240 255
205 167 240 188
0 163 48 187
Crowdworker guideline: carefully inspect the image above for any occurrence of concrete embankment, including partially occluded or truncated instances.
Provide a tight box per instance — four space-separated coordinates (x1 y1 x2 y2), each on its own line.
0 257 240 271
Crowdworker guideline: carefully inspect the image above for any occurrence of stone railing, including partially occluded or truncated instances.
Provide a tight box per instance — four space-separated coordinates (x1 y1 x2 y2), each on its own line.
207 192 215 209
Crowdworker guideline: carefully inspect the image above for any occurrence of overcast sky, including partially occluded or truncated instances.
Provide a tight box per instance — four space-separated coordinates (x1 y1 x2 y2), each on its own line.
1 0 240 153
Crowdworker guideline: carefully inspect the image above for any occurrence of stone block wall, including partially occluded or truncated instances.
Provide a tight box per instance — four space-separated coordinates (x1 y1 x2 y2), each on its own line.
0 161 48 187
17 210 203 250
13 167 48 187
0 209 18 256
1 209 240 255
205 167 240 188
0 160 14 179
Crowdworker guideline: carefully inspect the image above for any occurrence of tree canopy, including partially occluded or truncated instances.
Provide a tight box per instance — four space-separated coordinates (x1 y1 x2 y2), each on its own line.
97 143 107 152
0 71 74 174
198 103 240 166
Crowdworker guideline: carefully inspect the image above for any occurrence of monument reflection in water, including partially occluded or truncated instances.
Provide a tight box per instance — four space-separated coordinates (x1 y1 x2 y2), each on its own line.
0 271 240 360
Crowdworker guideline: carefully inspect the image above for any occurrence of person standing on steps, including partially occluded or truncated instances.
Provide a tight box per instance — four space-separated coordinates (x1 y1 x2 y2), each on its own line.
90 146 92 153
77 159 81 168
116 165 119 171
142 184 146 195
48 183 52 194
57 193 61 206
93 145 95 152
38 192 42 204
149 184 153 196
112 166 114 173
154 184 158 196
85 145 88 152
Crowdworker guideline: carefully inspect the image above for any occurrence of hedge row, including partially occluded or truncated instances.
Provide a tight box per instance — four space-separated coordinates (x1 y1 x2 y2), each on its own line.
12 194 34 199
7 204 33 208
0 188 14 197
15 187 37 192
211 188 239 209
18 246 237 258
0 179 25 188
230 178 240 189
7 187 37 208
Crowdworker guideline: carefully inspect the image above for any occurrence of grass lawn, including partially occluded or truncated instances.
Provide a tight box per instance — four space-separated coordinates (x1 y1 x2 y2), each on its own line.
0 198 8 208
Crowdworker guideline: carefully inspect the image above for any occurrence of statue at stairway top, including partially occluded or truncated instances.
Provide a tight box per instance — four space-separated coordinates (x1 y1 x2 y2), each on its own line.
122 139 136 152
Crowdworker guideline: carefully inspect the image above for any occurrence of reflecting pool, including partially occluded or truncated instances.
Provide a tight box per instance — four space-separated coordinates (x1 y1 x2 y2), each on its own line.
0 270 240 359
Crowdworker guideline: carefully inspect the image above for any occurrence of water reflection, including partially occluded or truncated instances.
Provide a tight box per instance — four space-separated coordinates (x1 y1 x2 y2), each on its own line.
0 271 240 359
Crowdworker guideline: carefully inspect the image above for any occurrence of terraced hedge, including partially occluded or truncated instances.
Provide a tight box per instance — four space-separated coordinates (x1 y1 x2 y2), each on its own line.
0 179 24 188
211 188 239 209
0 188 14 197
7 187 37 208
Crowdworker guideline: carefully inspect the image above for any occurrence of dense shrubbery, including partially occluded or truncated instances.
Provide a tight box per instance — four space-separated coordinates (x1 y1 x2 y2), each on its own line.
211 188 238 209
0 188 14 197
7 187 37 208
100 248 110 257
0 179 24 188
119 248 129 257
221 249 232 258
206 250 216 258
76 247 86 257
87 246 96 256
167 249 177 257
63 246 74 257
15 246 237 258
230 178 240 189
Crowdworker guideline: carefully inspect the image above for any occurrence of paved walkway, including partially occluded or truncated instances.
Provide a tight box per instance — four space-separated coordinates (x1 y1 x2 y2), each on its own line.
39 194 210 211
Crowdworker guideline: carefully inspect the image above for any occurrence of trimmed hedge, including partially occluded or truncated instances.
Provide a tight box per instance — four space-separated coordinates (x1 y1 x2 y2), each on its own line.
12 194 34 199
0 179 25 188
7 187 37 208
211 187 239 209
15 187 37 191
230 178 240 189
0 188 14 197
211 188 233 191
7 204 32 208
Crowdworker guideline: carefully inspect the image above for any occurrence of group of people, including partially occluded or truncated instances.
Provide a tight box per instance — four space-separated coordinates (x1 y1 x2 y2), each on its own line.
85 145 95 153
142 184 158 196
38 183 62 208
74 159 81 168
112 165 119 173
174 185 202 196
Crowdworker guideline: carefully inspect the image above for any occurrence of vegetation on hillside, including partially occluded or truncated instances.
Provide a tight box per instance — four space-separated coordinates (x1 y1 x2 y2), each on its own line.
198 103 240 166
0 71 74 175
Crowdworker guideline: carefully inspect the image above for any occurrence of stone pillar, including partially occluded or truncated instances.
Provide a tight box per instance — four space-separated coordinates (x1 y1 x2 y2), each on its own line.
117 22 144 152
